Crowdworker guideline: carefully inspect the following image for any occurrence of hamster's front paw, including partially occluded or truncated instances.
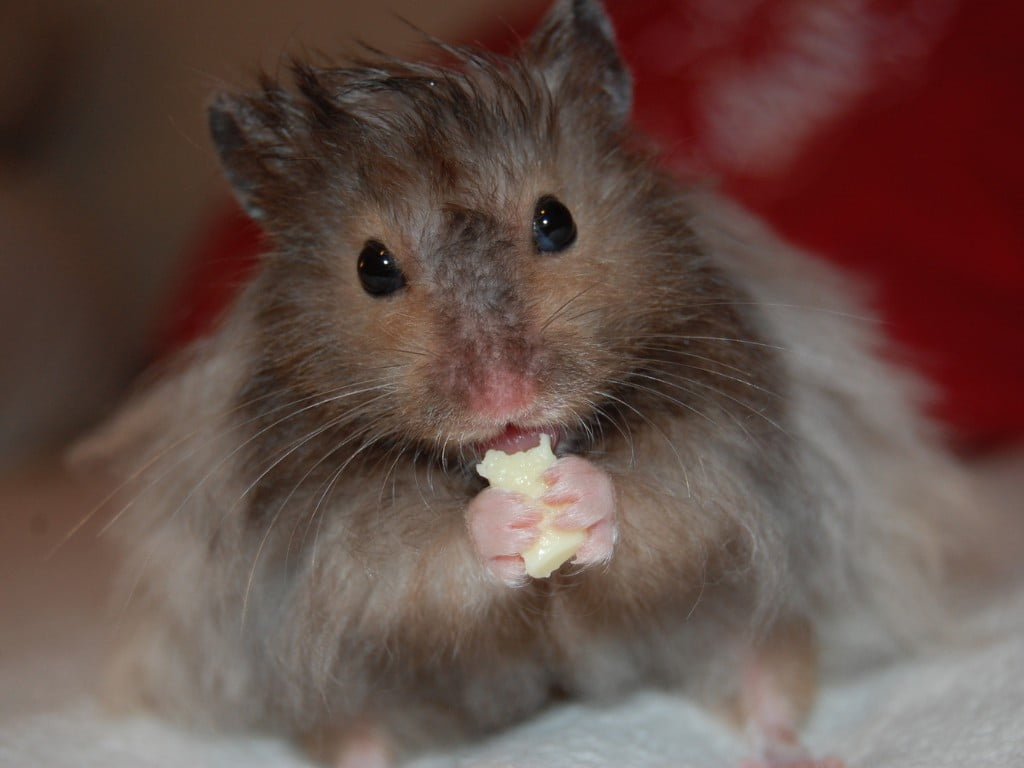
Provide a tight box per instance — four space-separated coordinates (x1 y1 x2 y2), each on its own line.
467 487 542 586
541 456 617 567
467 455 618 586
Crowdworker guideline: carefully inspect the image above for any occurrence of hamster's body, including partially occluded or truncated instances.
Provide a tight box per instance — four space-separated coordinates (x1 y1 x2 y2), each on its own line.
86 1 971 765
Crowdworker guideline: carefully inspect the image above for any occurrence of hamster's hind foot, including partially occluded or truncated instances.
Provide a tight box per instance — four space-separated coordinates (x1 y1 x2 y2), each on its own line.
739 758 844 768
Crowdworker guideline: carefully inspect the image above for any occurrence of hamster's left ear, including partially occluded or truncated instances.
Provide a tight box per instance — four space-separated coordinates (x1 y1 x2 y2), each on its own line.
527 0 632 126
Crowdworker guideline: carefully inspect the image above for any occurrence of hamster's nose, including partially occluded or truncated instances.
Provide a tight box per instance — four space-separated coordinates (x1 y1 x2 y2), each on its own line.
467 368 537 422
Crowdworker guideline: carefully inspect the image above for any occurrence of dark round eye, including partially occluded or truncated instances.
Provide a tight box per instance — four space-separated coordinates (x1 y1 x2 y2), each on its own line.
532 195 577 253
357 240 406 297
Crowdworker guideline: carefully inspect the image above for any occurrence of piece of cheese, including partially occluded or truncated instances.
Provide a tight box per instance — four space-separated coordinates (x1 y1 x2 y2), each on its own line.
476 434 587 579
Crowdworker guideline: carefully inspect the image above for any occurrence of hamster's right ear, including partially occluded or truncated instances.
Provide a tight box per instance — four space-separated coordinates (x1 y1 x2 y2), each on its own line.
208 87 301 221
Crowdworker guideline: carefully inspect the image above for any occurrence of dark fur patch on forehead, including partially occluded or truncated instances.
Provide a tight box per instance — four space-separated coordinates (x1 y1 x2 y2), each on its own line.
313 48 552 137
290 48 559 185
210 1 633 223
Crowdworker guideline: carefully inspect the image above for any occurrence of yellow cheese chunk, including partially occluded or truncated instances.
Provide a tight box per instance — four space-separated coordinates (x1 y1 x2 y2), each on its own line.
521 525 587 580
476 434 586 578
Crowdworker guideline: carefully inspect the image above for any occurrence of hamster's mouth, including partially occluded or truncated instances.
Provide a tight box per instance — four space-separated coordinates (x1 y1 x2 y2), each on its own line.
475 424 562 457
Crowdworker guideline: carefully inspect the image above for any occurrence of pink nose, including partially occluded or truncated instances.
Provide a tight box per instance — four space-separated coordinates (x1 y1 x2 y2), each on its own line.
468 369 537 421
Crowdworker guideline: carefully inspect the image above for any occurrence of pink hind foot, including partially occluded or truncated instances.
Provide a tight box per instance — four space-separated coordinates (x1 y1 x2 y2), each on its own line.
732 620 844 768
333 725 393 768
739 757 844 768
738 707 844 768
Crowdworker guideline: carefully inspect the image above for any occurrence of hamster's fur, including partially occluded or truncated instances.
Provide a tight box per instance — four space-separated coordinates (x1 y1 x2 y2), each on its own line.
81 0 974 763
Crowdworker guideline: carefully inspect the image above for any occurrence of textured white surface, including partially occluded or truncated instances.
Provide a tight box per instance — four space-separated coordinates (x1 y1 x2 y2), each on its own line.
2 458 1022 768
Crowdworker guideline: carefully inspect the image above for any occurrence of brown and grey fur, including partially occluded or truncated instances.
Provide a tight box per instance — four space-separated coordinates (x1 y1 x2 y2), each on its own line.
81 0 974 761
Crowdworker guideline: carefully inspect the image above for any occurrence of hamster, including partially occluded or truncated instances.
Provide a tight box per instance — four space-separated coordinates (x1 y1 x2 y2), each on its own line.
81 1 974 765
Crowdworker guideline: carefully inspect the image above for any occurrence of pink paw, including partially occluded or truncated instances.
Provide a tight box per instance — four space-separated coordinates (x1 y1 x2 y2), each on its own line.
467 455 616 585
324 720 393 768
540 456 616 567
739 725 844 768
467 487 542 585
739 759 844 768
335 733 392 768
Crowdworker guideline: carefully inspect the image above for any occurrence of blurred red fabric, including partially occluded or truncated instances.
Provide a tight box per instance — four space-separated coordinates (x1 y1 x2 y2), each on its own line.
162 0 1024 449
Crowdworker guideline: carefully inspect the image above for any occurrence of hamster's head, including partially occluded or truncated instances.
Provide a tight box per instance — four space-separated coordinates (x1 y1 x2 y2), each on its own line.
208 0 761 462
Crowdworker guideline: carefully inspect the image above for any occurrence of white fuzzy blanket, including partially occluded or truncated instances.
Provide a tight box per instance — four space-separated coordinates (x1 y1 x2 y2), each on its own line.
2 458 1022 768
